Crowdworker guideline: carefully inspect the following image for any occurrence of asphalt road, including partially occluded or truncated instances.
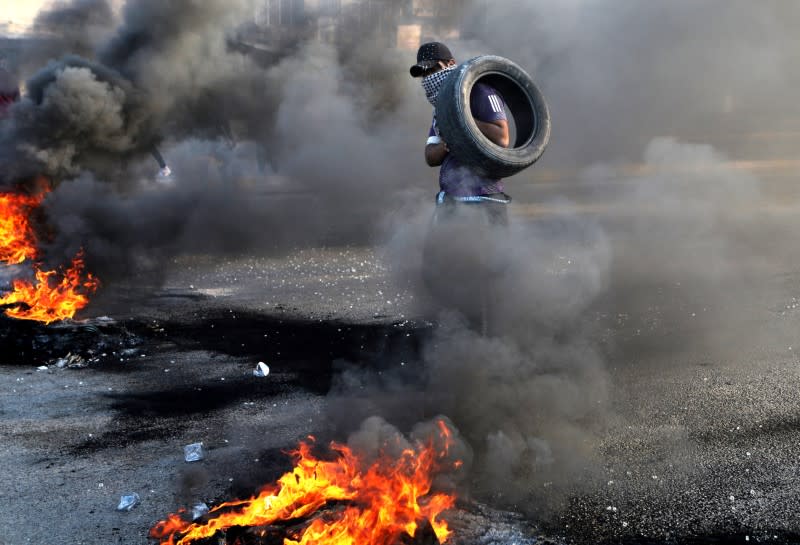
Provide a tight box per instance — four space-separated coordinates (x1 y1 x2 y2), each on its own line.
3 194 800 545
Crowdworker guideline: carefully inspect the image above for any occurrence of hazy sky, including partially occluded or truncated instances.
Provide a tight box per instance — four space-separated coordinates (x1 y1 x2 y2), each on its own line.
3 1 53 29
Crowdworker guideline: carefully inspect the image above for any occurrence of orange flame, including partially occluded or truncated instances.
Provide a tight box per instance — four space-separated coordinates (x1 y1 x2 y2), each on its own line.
151 419 460 545
0 191 44 265
0 182 99 323
0 252 99 324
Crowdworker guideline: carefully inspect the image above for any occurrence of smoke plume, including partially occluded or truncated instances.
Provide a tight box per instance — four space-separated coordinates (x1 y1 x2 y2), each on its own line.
4 0 800 525
1 0 433 285
333 0 800 518
21 0 115 72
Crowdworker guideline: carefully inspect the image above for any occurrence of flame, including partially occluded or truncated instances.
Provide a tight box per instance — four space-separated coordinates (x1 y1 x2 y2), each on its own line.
0 181 99 323
0 252 99 324
151 419 460 545
0 191 43 265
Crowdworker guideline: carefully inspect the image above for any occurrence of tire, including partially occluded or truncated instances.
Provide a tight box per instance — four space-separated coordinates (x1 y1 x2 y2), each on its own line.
435 55 551 179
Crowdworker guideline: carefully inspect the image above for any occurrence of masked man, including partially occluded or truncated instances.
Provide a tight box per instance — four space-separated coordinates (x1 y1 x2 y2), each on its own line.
411 42 511 219
411 42 512 333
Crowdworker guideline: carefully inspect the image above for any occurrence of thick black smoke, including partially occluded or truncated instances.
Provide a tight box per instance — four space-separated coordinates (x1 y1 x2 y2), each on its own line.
1 0 264 183
1 0 434 285
1 55 156 182
336 201 612 513
6 0 800 524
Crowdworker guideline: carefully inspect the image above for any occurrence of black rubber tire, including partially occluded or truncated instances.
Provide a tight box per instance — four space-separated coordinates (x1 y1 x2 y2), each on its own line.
435 55 551 179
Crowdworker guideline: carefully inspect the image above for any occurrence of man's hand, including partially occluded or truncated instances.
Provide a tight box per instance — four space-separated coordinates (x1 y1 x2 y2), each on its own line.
425 141 449 167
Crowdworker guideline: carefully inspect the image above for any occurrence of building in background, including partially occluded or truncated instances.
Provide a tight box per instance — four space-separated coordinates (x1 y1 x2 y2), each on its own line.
254 0 307 27
397 0 461 50
2 1 463 71
246 0 461 51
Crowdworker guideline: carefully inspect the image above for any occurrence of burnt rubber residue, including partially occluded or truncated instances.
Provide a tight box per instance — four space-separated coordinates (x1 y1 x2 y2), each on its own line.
66 310 432 454
162 309 432 365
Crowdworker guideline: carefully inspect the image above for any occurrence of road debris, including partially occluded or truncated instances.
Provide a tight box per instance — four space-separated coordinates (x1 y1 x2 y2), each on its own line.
253 361 270 377
116 493 140 512
191 503 209 521
184 442 204 462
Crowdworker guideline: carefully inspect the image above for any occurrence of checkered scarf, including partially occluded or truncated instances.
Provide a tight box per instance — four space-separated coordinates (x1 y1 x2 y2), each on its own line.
421 65 456 106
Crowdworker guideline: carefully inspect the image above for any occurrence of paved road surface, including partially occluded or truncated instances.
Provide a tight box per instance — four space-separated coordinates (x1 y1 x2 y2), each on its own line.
2 192 800 544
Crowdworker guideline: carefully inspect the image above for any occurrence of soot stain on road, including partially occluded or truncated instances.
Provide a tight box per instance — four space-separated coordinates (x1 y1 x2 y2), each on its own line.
164 309 431 367
55 308 433 458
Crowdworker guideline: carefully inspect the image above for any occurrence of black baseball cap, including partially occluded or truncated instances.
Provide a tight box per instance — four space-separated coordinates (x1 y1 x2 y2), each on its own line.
409 42 453 77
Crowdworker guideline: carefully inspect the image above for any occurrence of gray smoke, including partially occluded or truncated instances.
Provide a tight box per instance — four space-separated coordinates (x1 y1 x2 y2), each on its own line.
333 0 800 518
1 0 263 183
22 0 115 72
5 0 799 523
461 0 800 167
1 0 434 284
347 415 472 491
2 55 156 182
455 0 789 360
339 201 613 513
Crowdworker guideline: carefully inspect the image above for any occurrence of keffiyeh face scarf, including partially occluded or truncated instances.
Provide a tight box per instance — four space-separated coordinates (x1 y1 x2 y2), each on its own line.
421 65 457 106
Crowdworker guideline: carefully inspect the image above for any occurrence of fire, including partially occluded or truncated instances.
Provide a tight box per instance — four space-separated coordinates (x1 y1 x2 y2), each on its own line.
0 252 99 324
151 419 460 545
0 191 43 265
0 181 99 323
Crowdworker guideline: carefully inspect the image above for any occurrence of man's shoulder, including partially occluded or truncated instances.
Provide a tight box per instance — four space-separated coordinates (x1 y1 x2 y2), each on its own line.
471 82 500 98
470 82 504 109
470 82 506 119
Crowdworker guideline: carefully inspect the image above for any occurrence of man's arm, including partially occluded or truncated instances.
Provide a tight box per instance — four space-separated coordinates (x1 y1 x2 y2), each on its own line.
425 115 449 166
475 119 510 148
425 118 508 165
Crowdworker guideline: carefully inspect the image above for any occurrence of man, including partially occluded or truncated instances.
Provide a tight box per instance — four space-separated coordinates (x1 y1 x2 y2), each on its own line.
410 42 512 332
410 41 511 221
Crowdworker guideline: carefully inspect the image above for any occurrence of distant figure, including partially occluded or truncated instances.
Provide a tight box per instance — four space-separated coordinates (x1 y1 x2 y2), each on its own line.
0 67 20 118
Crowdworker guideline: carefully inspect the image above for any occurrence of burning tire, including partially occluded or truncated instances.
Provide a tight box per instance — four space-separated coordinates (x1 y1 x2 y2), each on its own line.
435 55 551 179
